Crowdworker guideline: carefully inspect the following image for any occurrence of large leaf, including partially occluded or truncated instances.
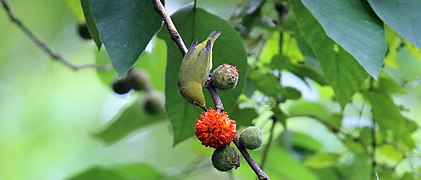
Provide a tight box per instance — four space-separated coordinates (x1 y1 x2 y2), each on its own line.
289 0 368 108
301 0 386 78
80 0 101 49
95 97 167 144
90 0 163 76
69 163 163 180
158 6 247 146
368 0 421 49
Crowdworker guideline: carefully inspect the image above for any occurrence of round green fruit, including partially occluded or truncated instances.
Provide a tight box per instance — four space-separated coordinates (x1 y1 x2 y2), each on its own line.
211 146 240 172
239 126 263 150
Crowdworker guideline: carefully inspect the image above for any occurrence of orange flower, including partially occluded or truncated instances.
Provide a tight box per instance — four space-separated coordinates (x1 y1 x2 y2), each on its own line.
195 108 237 148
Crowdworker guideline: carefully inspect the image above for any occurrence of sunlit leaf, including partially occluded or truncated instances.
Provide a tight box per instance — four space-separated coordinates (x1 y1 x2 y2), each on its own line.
303 152 340 169
301 0 386 78
69 163 163 180
158 6 247 146
66 0 85 22
290 0 368 108
247 146 318 180
377 144 403 164
90 0 163 76
368 0 421 49
287 101 342 130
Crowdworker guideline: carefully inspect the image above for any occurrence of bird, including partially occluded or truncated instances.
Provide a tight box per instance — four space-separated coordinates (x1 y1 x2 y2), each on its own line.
177 30 221 111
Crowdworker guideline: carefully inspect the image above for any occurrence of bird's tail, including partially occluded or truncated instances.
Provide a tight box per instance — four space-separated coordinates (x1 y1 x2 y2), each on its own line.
207 30 221 44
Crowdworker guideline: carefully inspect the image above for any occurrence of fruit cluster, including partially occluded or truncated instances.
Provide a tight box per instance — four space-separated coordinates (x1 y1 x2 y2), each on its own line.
111 69 164 114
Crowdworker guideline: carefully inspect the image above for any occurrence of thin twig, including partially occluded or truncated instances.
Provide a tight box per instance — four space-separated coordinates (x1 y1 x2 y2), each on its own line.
371 118 377 179
0 0 111 71
152 0 187 56
152 0 269 179
260 117 277 169
206 82 224 111
233 135 269 180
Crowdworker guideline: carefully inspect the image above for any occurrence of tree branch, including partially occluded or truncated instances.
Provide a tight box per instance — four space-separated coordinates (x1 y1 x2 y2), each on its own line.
0 0 111 71
233 135 269 180
152 0 269 179
206 82 224 112
152 0 187 56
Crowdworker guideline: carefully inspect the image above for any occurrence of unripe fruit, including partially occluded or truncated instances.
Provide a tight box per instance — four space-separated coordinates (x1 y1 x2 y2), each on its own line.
112 78 131 94
239 126 263 150
128 69 150 91
211 146 240 172
77 23 92 40
143 91 164 114
211 64 239 90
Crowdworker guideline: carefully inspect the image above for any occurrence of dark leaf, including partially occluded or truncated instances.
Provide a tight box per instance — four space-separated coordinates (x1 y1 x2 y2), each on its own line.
80 0 101 48
301 0 386 78
90 0 163 76
368 0 421 49
290 0 368 108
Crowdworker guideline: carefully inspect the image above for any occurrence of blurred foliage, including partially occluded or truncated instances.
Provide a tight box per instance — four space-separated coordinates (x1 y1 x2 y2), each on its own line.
0 0 421 179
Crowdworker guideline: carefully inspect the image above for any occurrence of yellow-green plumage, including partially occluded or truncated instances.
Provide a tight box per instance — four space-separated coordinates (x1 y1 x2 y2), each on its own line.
178 31 221 110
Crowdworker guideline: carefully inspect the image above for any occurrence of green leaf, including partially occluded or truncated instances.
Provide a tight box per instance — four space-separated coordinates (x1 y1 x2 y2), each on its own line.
230 106 257 127
377 144 403 164
290 0 368 108
347 153 371 180
90 0 163 76
362 89 416 148
95 97 166 144
287 101 342 130
248 146 318 180
249 69 281 97
80 0 101 49
158 6 247 146
290 131 323 153
69 163 163 180
301 0 386 78
270 54 327 86
368 0 421 49
303 152 340 169
283 87 301 100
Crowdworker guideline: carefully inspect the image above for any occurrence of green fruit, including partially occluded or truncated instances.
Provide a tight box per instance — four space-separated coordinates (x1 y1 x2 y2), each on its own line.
112 78 131 94
128 69 150 91
77 23 91 40
143 91 164 114
211 64 239 90
211 146 240 172
239 126 263 150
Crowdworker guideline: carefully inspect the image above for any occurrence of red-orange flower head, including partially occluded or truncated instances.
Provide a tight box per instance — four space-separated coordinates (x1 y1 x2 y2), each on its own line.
195 108 237 148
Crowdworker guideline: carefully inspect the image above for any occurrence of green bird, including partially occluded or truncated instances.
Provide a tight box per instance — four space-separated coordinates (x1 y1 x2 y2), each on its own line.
178 30 221 110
